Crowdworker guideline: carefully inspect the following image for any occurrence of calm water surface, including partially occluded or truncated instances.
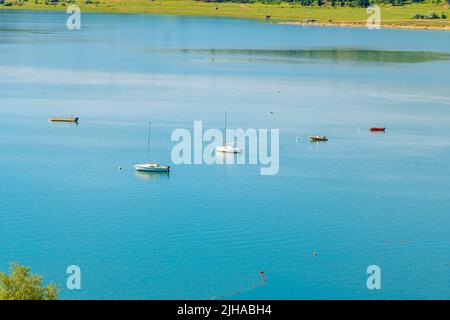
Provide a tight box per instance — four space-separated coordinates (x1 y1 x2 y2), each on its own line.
0 10 449 299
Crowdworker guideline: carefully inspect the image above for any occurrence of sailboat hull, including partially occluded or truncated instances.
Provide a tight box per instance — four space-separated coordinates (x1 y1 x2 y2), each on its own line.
215 146 242 153
134 164 170 172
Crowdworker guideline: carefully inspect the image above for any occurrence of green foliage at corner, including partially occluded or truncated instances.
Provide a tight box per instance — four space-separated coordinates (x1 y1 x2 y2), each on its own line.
0 263 58 300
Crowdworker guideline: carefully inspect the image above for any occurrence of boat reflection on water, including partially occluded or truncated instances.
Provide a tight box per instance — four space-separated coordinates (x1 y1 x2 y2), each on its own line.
215 150 245 163
134 171 170 180
309 140 327 144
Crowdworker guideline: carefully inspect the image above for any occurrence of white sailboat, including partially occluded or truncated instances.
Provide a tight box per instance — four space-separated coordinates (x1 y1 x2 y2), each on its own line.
215 112 242 154
134 121 170 173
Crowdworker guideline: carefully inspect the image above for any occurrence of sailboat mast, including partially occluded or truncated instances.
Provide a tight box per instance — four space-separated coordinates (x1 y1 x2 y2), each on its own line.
147 121 152 163
224 112 227 146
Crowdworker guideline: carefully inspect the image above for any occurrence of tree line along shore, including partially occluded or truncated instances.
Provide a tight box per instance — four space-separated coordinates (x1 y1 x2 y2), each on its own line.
0 0 449 30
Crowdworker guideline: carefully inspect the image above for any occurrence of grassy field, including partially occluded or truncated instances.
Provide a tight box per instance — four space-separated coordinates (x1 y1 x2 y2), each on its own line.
1 0 449 29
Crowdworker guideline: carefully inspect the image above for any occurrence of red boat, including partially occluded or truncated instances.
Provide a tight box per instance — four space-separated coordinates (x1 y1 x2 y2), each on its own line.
370 127 386 132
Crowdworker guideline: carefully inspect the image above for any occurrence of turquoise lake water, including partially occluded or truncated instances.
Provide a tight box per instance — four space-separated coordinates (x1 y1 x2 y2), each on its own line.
0 10 449 299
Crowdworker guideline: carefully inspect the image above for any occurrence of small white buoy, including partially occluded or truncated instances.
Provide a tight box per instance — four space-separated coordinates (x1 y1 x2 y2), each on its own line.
357 127 361 132
118 166 122 171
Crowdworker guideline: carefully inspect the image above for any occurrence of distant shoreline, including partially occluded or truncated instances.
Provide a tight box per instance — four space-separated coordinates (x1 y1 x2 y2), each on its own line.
278 20 450 31
1 0 449 31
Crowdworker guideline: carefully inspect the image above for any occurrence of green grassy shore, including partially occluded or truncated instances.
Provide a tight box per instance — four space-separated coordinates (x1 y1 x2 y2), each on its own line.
1 0 449 30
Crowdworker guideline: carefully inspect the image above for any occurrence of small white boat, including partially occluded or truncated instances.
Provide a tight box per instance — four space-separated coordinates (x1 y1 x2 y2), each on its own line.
134 163 170 173
215 112 242 154
135 121 170 173
216 143 242 154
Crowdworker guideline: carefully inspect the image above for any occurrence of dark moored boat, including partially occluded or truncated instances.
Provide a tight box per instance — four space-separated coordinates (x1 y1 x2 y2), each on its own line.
310 135 328 142
370 127 385 132
49 117 79 123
